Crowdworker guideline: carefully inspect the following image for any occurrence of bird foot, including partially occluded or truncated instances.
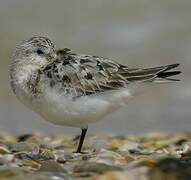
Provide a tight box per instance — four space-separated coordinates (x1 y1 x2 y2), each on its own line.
73 151 89 154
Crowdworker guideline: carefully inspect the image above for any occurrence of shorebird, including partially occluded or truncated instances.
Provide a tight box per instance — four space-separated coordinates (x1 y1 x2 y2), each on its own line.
10 36 181 153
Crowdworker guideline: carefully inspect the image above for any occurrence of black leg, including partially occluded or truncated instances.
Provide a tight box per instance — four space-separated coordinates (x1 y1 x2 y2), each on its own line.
76 128 88 153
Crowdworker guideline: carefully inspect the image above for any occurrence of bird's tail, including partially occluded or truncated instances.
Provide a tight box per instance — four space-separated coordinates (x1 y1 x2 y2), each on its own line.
153 64 181 83
122 64 181 97
123 63 181 83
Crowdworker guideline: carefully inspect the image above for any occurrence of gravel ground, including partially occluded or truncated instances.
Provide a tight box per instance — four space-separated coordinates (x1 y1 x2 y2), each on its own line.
0 132 190 179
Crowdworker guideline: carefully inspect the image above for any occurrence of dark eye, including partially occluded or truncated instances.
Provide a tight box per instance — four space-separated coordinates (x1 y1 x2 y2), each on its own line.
36 49 44 55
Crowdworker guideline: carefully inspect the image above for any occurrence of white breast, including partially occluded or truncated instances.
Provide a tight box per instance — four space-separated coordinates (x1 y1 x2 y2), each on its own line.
34 86 133 128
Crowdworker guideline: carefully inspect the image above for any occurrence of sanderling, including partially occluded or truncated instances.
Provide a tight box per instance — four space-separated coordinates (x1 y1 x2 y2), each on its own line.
10 36 181 153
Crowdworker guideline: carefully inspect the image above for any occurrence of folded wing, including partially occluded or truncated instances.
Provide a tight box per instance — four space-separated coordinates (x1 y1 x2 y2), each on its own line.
41 49 181 96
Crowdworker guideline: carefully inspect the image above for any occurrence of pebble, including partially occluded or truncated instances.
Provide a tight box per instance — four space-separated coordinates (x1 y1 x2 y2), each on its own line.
149 157 191 180
0 154 14 165
73 162 122 174
55 151 74 163
0 167 27 178
96 171 128 180
39 161 67 173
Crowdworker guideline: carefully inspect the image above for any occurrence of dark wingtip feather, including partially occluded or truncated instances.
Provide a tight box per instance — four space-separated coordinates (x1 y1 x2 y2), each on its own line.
157 71 181 78
157 64 181 81
165 64 180 71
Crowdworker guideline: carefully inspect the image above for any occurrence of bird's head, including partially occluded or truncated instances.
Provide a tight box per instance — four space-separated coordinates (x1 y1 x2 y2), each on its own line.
12 36 57 67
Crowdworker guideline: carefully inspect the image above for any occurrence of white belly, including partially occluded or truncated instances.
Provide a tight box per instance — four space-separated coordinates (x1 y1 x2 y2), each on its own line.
33 87 133 128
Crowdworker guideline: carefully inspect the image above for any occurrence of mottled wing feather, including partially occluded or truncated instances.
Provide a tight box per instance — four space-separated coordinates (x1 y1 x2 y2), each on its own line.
41 49 180 97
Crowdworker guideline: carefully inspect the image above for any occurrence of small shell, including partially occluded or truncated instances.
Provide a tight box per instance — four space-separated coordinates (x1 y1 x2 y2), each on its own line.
0 154 14 165
91 149 127 166
10 142 36 153
22 160 41 170
0 146 10 154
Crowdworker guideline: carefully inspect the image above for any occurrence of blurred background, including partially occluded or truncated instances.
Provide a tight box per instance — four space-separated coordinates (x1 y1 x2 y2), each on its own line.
0 0 190 135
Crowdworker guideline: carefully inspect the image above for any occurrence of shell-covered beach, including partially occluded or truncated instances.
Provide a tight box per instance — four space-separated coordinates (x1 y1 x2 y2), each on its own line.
0 132 190 179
